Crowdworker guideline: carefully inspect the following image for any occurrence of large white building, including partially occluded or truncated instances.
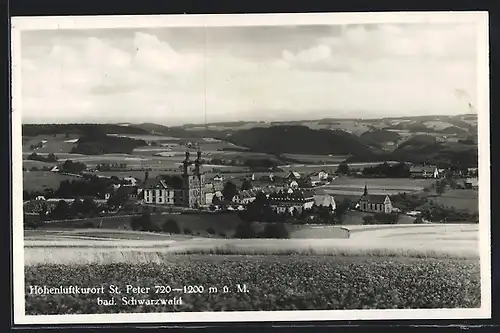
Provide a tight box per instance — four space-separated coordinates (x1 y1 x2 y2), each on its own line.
142 179 176 205
141 151 206 208
268 189 315 214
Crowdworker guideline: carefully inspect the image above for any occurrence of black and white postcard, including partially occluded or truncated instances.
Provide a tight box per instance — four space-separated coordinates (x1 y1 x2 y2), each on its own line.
11 12 491 325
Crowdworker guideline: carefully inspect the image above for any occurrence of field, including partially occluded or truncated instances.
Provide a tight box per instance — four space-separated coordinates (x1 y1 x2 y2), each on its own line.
430 189 479 213
23 171 80 192
320 177 435 196
282 154 348 164
24 224 480 314
25 224 479 263
22 134 78 153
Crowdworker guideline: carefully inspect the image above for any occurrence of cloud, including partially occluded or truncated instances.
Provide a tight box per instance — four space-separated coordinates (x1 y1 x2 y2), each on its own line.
19 23 480 124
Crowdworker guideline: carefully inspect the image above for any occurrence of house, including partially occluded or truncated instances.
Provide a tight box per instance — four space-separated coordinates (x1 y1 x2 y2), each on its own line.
268 189 315 214
115 185 141 202
467 168 479 177
309 170 329 186
289 180 299 189
213 174 224 182
286 171 301 181
409 165 440 179
232 190 257 205
142 179 177 205
464 178 479 190
123 177 138 186
269 173 275 181
358 185 393 214
314 194 336 211
50 166 59 172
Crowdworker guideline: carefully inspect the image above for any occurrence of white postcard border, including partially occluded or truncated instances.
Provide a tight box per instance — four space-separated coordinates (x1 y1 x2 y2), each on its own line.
11 12 491 325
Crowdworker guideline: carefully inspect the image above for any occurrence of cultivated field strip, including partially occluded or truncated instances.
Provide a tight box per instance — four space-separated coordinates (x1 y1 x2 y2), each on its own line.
24 224 479 265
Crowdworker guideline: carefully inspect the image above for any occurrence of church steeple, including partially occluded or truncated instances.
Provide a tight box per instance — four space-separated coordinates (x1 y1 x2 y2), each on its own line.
363 183 368 196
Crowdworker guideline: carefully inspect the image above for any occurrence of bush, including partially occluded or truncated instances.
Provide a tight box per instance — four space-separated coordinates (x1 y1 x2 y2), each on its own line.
261 223 289 239
206 227 216 235
219 232 226 238
373 213 399 224
130 213 159 232
183 228 192 235
162 219 181 234
362 215 375 225
233 222 258 239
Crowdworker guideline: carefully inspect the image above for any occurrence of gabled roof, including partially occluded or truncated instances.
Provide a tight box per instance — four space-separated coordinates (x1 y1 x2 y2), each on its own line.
287 171 301 179
359 194 389 204
142 178 172 190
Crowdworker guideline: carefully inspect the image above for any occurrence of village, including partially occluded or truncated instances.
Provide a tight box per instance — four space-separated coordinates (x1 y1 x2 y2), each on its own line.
23 148 480 230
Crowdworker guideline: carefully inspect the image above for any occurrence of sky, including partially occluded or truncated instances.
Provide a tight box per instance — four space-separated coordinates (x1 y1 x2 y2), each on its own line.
19 23 480 125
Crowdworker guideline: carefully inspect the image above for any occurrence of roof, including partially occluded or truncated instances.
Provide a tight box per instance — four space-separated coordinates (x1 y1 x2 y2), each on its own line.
269 189 315 202
410 165 437 173
359 194 389 204
288 171 301 179
116 186 138 197
142 178 172 189
310 170 328 176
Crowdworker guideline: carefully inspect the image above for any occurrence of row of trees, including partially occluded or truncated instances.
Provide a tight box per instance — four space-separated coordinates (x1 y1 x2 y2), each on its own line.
39 197 102 221
27 152 58 163
129 212 290 239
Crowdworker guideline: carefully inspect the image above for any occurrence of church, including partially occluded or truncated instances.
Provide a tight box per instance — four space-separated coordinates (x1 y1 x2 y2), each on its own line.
357 184 393 214
141 151 207 208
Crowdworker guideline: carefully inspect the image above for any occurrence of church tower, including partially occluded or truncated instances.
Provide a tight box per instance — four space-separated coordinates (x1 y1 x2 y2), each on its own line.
363 183 368 196
181 150 206 208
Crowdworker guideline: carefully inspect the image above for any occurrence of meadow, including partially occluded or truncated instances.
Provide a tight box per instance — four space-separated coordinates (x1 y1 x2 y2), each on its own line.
430 189 479 213
320 177 435 196
23 171 80 192
281 154 348 164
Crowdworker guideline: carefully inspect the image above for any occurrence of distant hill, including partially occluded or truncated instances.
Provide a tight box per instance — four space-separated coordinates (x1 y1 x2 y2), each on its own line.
394 135 438 151
70 132 147 155
128 123 233 139
359 129 401 143
440 126 469 135
347 133 478 167
130 123 172 134
225 125 376 156
22 124 150 136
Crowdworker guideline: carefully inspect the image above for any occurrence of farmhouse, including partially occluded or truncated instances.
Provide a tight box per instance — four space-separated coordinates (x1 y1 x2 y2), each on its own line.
310 170 329 182
115 185 141 203
213 174 224 182
232 190 257 205
358 185 393 214
268 189 315 214
409 165 440 179
286 171 301 181
123 177 138 186
464 177 479 190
